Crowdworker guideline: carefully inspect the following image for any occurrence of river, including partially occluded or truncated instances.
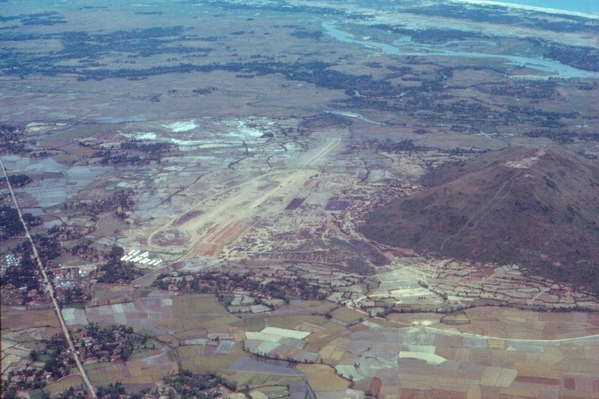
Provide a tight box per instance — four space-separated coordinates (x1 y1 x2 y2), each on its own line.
322 22 599 80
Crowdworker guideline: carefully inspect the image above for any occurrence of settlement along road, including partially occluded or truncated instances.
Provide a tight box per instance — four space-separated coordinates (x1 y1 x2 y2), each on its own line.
0 157 97 398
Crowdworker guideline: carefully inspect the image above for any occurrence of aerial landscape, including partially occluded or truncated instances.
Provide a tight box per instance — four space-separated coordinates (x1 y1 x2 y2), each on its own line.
1 0 598 398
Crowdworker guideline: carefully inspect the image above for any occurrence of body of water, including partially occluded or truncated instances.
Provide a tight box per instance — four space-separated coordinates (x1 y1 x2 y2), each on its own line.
484 0 599 15
322 22 599 80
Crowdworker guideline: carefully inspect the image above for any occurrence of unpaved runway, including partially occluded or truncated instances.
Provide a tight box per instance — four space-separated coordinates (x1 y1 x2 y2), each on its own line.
148 136 341 259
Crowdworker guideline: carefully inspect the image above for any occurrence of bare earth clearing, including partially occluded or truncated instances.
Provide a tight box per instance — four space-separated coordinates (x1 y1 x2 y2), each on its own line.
2 0 599 398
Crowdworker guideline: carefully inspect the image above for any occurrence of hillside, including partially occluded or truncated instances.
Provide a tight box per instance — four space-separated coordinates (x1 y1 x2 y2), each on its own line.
360 147 599 293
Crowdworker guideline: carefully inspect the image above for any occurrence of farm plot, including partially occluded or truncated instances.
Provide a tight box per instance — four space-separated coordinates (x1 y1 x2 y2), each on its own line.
296 364 349 392
244 326 318 362
43 375 86 397
86 347 177 390
85 294 174 333
178 343 244 374
317 314 599 399
1 306 60 330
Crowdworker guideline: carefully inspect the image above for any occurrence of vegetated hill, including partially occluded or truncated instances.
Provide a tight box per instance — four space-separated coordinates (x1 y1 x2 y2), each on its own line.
360 147 599 293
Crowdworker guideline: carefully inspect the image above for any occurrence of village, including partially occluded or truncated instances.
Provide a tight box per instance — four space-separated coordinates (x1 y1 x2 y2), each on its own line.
2 112 599 397
2 0 599 395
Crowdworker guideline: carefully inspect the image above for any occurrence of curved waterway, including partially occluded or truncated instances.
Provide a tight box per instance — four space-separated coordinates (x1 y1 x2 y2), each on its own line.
322 22 599 80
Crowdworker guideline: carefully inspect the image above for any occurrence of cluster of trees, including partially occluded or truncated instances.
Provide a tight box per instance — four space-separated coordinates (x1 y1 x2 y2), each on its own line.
61 189 134 219
154 271 325 302
3 334 72 393
3 25 214 78
542 43 599 72
31 234 61 265
88 140 170 165
0 174 33 188
404 3 596 34
119 141 170 155
289 30 323 40
58 286 91 307
54 387 90 399
83 323 144 362
163 370 237 398
192 87 217 94
1 233 62 304
526 129 599 144
57 370 238 399
475 81 556 99
97 245 143 284
40 335 73 379
92 150 143 165
0 205 40 238
0 125 28 155
48 223 92 242
1 243 41 303
52 370 239 399
378 139 429 154
371 24 491 44
97 382 151 399
4 325 154 397
206 0 346 17
384 4 598 71
0 11 65 26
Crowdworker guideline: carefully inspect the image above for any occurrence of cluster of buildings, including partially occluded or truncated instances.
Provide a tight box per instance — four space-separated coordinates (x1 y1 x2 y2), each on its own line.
0 253 20 274
120 249 163 267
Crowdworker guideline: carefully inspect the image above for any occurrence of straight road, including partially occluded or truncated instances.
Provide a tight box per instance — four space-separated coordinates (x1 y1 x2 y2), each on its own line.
0 157 97 398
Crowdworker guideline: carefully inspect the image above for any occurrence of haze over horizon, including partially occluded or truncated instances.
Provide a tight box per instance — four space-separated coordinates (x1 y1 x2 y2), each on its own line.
1 0 599 398
454 0 599 14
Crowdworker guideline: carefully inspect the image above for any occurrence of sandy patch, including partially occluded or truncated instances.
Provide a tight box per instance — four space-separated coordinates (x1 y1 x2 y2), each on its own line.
162 121 198 132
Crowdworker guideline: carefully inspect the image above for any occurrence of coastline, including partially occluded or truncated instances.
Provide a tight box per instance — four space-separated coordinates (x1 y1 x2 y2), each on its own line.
450 0 599 19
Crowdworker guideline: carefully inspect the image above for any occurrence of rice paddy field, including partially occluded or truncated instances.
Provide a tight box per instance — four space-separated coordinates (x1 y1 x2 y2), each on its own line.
43 375 86 397
3 289 599 398
296 364 350 392
86 347 177 387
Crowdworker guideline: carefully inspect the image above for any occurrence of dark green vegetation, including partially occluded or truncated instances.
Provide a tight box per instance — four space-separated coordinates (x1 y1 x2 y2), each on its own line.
3 324 162 398
61 190 134 220
163 369 237 398
97 245 143 284
206 0 599 71
96 382 150 399
0 125 28 154
154 270 326 302
537 41 599 73
1 234 61 304
2 335 72 393
0 11 65 26
0 174 32 187
361 147 599 294
85 141 172 165
0 205 42 238
1 25 212 78
46 370 235 399
402 3 599 34
83 323 145 361
375 3 599 72
2 3 598 147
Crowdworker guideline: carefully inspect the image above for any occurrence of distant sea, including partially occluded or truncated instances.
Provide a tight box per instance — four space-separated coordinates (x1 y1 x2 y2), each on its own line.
490 0 599 14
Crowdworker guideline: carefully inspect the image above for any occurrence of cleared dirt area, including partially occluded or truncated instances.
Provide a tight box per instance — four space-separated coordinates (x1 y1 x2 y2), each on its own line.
158 137 341 259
